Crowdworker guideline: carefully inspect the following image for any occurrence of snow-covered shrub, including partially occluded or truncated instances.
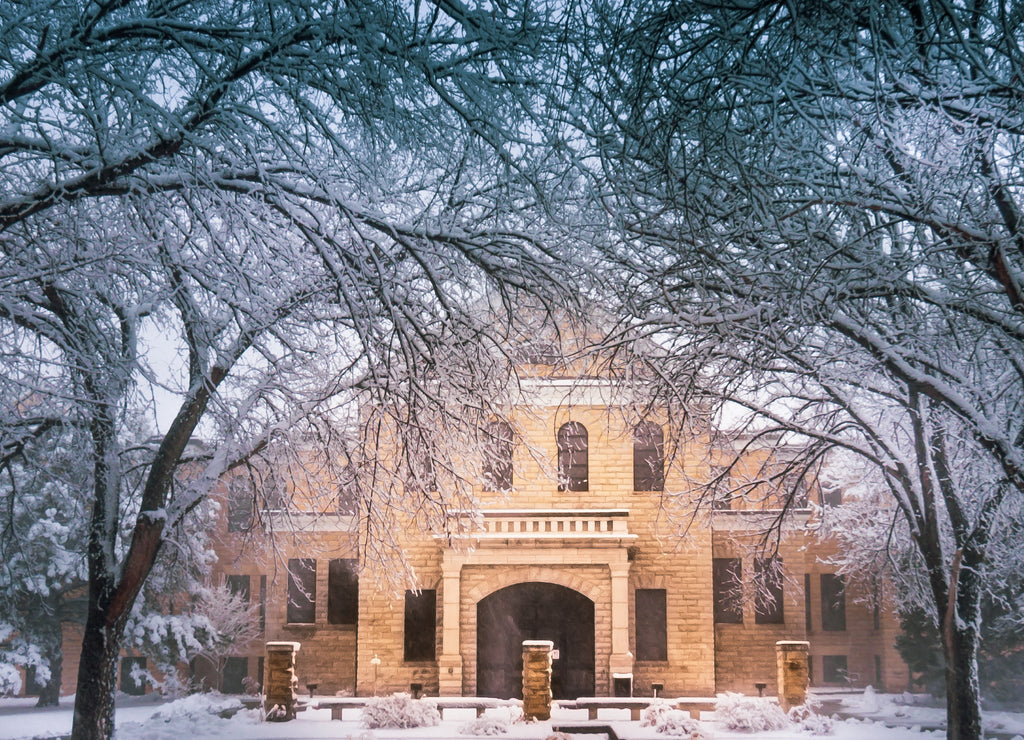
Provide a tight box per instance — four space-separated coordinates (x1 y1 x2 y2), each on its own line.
788 704 835 735
715 692 790 732
639 702 701 736
640 699 675 727
654 709 701 736
361 693 441 728
460 716 510 735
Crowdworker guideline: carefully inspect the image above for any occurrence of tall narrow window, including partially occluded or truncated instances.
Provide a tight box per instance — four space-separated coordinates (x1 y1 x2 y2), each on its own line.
821 573 846 631
557 422 588 491
482 421 514 492
754 558 784 624
328 558 359 625
227 479 253 532
404 590 436 661
406 448 437 493
259 575 267 631
633 422 665 491
804 573 812 633
713 558 743 624
287 558 316 624
222 657 248 694
635 589 668 660
225 574 250 603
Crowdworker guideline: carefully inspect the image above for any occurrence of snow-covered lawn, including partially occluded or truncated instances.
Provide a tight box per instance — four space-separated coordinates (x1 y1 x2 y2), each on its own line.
1 690 1022 740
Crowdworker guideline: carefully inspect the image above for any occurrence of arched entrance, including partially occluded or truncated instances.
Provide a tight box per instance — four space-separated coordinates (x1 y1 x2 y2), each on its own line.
476 582 595 699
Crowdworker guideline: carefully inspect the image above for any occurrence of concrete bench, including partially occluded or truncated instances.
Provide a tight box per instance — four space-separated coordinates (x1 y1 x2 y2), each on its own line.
673 697 718 719
569 697 659 721
566 696 719 721
311 697 369 720
314 696 520 721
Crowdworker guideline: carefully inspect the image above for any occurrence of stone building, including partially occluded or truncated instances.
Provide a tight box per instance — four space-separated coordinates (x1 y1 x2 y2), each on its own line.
200 333 910 702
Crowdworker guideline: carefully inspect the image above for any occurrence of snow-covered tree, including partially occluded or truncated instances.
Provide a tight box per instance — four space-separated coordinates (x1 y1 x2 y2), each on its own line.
0 1 582 738
569 2 1024 738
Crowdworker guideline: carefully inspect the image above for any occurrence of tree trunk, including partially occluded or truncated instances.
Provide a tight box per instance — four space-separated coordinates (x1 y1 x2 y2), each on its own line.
70 606 119 740
35 616 63 708
943 623 983 740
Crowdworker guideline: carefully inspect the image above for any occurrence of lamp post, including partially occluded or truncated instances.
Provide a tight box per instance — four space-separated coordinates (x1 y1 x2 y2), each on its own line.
370 654 381 696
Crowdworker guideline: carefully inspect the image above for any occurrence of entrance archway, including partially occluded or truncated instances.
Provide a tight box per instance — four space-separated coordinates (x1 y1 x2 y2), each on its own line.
476 582 595 699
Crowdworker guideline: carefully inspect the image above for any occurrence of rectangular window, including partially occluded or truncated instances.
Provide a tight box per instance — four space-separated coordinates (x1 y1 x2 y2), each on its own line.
24 665 44 696
328 558 359 625
225 574 250 602
713 558 743 624
221 656 248 694
754 558 784 624
227 481 253 532
120 656 147 695
822 654 848 683
404 589 436 661
635 589 668 661
259 575 267 631
874 655 882 686
821 574 846 631
287 558 316 624
804 573 812 633
257 656 265 691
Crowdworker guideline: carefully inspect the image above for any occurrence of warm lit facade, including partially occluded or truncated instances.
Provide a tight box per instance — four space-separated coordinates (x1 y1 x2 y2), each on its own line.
197 348 910 702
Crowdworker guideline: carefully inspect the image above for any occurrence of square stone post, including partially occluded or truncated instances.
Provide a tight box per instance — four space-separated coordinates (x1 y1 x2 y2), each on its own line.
264 641 300 720
522 640 554 720
775 641 810 711
438 552 464 695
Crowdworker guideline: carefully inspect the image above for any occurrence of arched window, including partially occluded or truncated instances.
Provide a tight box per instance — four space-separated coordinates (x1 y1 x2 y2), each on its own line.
482 420 514 492
557 421 588 491
633 421 664 491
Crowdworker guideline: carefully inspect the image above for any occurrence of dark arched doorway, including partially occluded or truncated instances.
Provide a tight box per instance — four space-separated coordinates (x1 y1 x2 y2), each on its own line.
476 582 595 699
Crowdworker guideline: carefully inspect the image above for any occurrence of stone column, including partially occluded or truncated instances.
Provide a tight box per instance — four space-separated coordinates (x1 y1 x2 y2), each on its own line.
522 640 554 720
775 641 810 710
608 558 634 683
438 552 464 695
264 641 300 720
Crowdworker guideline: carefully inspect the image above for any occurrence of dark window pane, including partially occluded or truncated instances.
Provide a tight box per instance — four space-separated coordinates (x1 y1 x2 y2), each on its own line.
557 422 588 491
754 558 784 624
24 665 44 696
226 574 250 603
635 589 668 661
120 656 147 695
820 484 842 507
259 575 267 631
482 421 514 492
821 574 846 631
328 558 358 625
713 558 743 624
227 480 253 533
406 449 437 493
287 558 316 624
804 573 812 632
822 654 848 683
633 422 665 491
222 657 248 694
404 589 436 661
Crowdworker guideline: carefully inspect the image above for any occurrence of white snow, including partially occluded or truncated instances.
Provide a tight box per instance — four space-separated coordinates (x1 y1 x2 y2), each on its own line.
0 691 1021 740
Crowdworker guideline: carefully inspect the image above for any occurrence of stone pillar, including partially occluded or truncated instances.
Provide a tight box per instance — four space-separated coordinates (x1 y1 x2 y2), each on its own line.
608 558 634 684
522 640 554 721
438 552 464 696
264 641 300 720
775 641 810 711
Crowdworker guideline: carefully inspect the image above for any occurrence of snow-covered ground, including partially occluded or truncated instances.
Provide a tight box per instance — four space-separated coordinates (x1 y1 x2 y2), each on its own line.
0 690 1022 740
